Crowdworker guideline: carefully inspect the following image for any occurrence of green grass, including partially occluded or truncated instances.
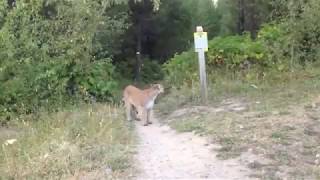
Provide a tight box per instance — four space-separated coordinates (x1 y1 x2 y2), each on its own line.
0 104 135 179
170 116 206 134
158 66 320 179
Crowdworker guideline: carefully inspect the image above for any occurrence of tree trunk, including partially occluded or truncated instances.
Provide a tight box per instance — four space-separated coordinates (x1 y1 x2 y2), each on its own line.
237 0 245 34
135 22 143 84
246 0 259 38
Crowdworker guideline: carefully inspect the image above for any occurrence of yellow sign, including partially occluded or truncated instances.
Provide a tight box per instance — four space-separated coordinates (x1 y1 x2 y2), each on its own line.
194 32 208 52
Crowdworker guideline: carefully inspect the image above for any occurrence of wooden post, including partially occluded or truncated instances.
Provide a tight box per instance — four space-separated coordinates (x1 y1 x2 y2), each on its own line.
194 26 208 104
197 49 208 104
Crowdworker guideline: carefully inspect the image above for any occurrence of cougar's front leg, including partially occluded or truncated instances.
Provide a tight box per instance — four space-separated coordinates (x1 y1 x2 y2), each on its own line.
125 101 132 121
142 109 149 126
147 110 152 124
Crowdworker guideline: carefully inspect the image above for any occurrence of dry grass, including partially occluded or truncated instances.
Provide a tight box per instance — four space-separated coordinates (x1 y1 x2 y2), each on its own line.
0 104 135 180
158 68 320 179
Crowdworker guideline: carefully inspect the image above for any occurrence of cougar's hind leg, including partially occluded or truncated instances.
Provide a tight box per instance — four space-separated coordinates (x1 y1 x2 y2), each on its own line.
136 106 144 121
130 105 135 119
130 105 140 121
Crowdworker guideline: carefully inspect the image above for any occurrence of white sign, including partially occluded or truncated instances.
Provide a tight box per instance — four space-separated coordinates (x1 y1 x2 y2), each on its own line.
194 32 208 52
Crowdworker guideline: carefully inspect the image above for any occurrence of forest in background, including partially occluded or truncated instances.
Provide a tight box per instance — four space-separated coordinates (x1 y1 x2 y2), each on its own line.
0 0 320 123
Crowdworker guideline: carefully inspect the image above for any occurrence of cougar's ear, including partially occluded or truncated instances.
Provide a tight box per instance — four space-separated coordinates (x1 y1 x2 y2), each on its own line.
152 83 159 88
155 84 164 93
161 85 164 93
151 83 159 89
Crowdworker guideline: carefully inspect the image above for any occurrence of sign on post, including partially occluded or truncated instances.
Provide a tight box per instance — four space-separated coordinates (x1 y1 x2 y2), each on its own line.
194 30 208 52
194 26 208 104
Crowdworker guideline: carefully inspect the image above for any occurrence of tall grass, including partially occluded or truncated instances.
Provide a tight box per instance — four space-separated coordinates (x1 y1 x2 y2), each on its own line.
159 64 320 113
0 104 135 179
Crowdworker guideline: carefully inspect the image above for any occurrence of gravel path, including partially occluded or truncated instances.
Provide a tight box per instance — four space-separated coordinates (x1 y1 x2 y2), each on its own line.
133 118 254 180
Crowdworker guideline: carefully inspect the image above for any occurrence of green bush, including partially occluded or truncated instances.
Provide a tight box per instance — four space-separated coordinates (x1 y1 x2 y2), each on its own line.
162 24 299 87
207 34 265 69
0 1 122 123
285 0 320 64
163 34 268 87
258 24 283 42
0 59 120 123
78 59 119 102
163 51 197 86
141 59 164 83
257 23 291 71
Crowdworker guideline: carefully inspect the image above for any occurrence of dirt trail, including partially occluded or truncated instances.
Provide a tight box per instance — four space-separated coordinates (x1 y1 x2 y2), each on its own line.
133 117 254 180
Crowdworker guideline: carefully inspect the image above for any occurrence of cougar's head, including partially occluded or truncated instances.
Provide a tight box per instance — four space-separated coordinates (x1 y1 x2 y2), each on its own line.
151 84 164 94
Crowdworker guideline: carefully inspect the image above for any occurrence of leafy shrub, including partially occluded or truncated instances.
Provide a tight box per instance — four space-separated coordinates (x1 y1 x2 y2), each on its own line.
258 24 283 42
257 23 291 71
207 34 265 69
78 59 119 102
0 59 120 123
163 34 268 87
163 23 305 87
284 0 320 64
0 61 67 124
0 1 122 123
141 59 164 83
163 51 197 86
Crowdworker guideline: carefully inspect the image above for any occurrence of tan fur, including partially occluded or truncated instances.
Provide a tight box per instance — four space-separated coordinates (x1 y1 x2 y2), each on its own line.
122 84 164 126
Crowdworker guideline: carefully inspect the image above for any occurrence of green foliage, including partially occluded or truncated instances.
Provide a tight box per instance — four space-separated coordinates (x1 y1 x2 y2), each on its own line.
163 51 197 86
1 0 320 124
268 0 320 64
141 59 164 83
114 57 164 85
0 0 124 122
152 0 193 60
93 4 129 59
207 34 265 68
78 59 119 102
285 0 320 63
258 23 283 42
163 33 267 87
217 0 238 35
0 1 7 27
257 23 292 71
216 0 272 37
197 0 221 38
163 22 313 87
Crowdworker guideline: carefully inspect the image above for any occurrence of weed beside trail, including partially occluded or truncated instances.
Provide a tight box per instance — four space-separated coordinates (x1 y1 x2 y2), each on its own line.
0 104 135 179
158 68 320 179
